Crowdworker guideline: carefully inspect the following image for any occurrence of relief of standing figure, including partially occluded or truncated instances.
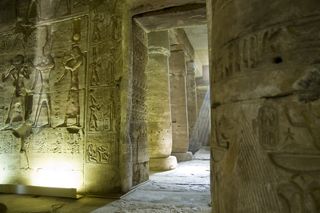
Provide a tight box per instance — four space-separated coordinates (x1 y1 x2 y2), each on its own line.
89 94 101 131
32 54 55 127
56 45 84 128
1 54 32 129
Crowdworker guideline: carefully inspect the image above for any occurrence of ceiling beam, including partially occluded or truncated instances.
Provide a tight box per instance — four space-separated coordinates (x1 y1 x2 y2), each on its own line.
134 4 207 32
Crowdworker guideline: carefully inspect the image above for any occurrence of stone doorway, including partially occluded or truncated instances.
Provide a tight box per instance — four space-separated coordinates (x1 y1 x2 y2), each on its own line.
128 4 212 211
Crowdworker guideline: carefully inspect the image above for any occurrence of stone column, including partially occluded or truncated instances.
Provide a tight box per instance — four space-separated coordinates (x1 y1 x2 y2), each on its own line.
169 49 192 162
146 31 177 171
208 0 320 212
186 61 199 153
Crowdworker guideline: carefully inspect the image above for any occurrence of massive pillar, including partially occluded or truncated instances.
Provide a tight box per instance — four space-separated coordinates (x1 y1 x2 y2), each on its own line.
208 0 320 212
169 49 192 162
130 22 149 186
146 31 177 171
186 61 199 153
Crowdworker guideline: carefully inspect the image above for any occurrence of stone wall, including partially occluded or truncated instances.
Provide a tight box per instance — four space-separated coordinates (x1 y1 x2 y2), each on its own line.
0 0 125 196
208 0 320 212
130 21 149 186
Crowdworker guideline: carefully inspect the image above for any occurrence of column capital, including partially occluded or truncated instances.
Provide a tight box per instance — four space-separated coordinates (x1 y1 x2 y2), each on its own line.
148 46 170 57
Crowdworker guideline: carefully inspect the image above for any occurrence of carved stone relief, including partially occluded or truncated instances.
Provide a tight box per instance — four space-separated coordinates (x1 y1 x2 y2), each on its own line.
213 16 320 83
82 0 122 194
130 22 149 186
87 88 114 132
86 132 116 165
87 143 111 164
257 104 280 150
0 0 123 195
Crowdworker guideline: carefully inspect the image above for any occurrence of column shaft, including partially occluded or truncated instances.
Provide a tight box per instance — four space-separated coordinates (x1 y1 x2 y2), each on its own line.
208 0 320 212
186 61 199 153
146 31 177 171
169 50 192 161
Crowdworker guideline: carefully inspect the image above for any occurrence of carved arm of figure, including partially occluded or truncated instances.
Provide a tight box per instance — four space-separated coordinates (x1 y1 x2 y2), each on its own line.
91 95 101 110
55 68 68 85
65 57 83 72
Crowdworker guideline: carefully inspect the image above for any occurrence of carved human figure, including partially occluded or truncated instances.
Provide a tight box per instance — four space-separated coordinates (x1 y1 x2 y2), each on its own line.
1 54 31 127
56 45 84 127
109 16 121 42
90 62 101 86
32 54 55 127
92 9 105 42
98 146 110 163
89 94 101 131
87 144 97 162
106 51 115 78
103 105 112 131
90 48 101 86
88 144 110 163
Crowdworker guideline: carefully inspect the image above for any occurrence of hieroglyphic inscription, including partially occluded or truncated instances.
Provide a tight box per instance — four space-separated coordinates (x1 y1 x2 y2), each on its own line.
258 104 279 150
88 46 115 87
88 88 114 132
84 0 120 173
86 134 116 164
131 22 148 186
214 17 320 82
26 128 82 154
215 26 286 82
87 143 111 164
91 9 105 43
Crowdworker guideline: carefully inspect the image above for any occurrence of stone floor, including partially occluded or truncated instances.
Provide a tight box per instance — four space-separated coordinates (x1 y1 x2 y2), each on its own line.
0 148 211 213
94 147 211 213
0 195 114 213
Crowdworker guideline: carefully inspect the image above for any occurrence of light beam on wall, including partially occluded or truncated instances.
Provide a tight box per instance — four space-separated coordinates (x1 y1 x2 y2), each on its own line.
30 161 82 189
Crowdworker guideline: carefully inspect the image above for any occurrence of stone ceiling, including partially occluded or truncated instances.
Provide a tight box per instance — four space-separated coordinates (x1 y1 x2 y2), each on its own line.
184 25 209 76
127 0 206 14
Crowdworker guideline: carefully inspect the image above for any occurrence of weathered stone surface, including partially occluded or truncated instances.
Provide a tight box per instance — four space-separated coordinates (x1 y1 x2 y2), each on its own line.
208 0 320 212
149 156 177 171
186 61 198 152
130 21 149 187
0 0 125 196
134 4 207 32
146 31 172 159
169 50 190 154
146 31 177 172
172 152 193 162
128 0 206 15
94 157 211 212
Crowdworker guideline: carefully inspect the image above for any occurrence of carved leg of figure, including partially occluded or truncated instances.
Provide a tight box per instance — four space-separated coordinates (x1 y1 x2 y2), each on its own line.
20 138 26 153
46 100 52 127
76 115 80 127
33 102 42 127
5 97 14 125
94 117 98 131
